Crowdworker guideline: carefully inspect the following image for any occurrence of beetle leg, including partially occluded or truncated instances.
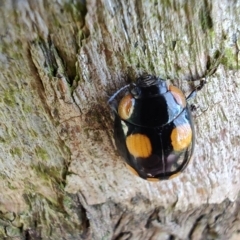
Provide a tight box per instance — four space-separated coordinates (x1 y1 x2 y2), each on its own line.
186 79 207 101
190 104 197 112
190 105 209 115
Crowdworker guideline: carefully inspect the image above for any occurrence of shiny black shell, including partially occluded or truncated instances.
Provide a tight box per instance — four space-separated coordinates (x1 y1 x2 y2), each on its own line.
109 75 195 181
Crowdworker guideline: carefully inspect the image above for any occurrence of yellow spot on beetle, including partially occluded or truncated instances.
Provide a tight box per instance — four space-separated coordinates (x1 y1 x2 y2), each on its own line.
169 172 181 179
118 94 134 120
126 134 152 158
126 164 139 177
169 85 186 107
171 124 192 151
147 177 160 182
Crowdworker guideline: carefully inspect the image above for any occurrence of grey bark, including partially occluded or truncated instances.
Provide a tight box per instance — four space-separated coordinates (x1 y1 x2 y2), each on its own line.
0 0 239 239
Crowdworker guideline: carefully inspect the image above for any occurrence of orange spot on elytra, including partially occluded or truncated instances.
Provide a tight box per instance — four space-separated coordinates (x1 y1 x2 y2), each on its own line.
118 94 134 120
126 134 152 158
147 177 160 182
169 85 186 107
171 124 192 151
169 172 181 179
126 164 139 177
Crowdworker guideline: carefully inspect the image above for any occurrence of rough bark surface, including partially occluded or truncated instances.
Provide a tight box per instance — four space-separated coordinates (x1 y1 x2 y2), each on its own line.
0 0 240 239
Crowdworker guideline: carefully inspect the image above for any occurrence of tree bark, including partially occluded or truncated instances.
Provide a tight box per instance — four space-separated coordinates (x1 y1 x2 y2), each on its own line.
0 0 240 239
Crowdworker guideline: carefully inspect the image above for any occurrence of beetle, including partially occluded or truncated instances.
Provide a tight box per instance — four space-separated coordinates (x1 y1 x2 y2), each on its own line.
108 74 206 181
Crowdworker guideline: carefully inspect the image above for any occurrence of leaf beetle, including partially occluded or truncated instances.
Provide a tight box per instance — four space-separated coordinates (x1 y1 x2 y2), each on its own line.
108 74 206 181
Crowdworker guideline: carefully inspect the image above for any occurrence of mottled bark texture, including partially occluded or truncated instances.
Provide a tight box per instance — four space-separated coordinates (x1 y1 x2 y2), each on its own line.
0 0 240 239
